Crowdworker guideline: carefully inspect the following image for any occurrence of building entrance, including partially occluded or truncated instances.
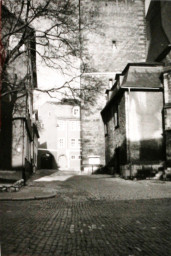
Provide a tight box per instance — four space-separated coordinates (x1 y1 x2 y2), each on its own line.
41 153 53 169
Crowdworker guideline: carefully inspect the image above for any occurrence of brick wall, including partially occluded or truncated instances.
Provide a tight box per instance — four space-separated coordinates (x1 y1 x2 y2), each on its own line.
105 92 127 170
81 0 146 168
81 75 108 166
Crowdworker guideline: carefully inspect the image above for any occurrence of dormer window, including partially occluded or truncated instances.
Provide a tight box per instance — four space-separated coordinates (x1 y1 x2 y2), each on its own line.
73 106 80 117
112 40 117 51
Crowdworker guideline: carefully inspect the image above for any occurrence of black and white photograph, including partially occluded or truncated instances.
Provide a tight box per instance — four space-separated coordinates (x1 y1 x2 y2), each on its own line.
0 0 171 255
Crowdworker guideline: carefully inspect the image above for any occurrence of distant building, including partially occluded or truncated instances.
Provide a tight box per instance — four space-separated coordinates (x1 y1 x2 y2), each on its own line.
0 5 39 181
38 100 81 172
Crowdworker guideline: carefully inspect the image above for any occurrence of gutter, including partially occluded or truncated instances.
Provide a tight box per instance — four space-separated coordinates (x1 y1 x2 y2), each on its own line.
101 86 163 122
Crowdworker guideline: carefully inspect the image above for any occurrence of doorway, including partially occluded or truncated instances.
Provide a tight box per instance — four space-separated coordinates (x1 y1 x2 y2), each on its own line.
41 153 53 169
115 147 120 174
58 154 67 169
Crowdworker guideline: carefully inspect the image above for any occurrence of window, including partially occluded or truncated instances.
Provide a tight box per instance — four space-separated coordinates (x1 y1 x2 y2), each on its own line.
78 139 81 146
40 122 44 129
57 121 66 129
104 124 108 136
114 106 119 128
112 40 117 52
70 138 76 148
58 138 65 148
73 106 80 117
69 121 80 131
70 121 76 130
71 155 81 160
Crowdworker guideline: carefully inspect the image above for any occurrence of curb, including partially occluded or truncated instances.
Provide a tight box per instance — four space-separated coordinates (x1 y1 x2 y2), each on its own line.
0 192 56 201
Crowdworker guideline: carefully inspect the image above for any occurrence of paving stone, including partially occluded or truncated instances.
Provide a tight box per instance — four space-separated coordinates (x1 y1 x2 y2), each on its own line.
0 174 171 256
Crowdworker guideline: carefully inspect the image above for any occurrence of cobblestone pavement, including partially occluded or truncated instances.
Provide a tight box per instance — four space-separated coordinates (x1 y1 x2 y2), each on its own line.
0 173 171 256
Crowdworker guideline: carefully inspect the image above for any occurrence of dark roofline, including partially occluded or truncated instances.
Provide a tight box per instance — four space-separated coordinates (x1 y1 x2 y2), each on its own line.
33 123 39 138
101 62 164 120
146 0 161 20
110 62 163 91
121 62 164 77
45 98 81 106
155 45 171 62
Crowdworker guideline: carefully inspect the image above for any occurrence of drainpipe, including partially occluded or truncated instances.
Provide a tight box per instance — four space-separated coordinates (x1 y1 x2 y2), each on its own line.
127 88 132 178
22 120 26 184
163 72 170 169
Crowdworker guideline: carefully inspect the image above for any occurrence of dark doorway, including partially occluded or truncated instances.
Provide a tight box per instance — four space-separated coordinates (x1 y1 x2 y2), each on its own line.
115 147 120 174
41 153 53 169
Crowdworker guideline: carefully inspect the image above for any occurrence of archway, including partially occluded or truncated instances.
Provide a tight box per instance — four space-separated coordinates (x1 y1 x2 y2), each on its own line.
41 153 53 169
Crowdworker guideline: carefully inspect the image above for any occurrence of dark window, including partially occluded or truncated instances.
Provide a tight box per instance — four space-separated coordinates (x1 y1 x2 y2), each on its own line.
104 123 108 136
114 106 119 129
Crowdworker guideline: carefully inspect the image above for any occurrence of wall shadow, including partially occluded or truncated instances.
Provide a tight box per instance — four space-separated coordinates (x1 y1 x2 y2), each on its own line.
104 137 165 179
0 101 13 169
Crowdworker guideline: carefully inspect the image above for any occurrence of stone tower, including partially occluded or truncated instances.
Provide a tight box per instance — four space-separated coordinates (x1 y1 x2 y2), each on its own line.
80 0 146 172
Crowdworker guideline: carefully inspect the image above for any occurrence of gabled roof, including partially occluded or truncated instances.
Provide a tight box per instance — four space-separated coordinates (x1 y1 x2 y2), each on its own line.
101 63 164 119
120 63 163 88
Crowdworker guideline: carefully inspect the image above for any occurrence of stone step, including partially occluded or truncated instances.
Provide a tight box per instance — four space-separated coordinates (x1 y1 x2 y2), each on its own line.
0 170 22 181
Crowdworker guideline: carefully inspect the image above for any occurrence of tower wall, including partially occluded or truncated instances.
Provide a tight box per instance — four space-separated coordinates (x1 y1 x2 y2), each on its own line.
81 0 147 169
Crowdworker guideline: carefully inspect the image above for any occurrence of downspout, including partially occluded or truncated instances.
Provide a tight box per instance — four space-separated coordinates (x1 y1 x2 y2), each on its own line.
126 87 132 177
163 72 169 168
79 0 83 172
22 120 26 184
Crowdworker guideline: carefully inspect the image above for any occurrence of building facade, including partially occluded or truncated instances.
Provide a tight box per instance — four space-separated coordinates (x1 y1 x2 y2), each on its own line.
101 63 165 178
0 5 39 181
80 0 147 172
38 101 81 171
101 0 171 178
145 0 171 173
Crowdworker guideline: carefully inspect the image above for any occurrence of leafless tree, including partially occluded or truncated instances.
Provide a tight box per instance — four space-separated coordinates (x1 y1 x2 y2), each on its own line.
0 0 103 102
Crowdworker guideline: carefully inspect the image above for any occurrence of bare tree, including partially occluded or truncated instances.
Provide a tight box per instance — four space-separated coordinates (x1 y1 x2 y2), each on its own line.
0 0 102 102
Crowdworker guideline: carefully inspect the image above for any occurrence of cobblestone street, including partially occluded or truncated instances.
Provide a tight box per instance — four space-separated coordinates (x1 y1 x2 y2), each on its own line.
0 172 171 256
